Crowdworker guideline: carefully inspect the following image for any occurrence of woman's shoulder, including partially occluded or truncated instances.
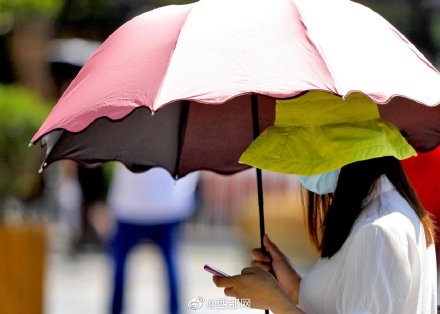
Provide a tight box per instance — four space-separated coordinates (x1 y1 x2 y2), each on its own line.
350 210 419 252
338 208 420 272
352 177 422 245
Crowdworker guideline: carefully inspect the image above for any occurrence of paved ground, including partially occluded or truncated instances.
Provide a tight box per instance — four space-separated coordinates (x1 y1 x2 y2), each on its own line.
44 227 315 314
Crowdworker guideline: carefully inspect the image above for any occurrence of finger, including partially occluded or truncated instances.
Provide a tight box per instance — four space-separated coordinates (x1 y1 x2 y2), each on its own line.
263 234 282 258
224 287 235 297
250 260 273 272
241 267 256 275
213 274 241 288
251 248 271 262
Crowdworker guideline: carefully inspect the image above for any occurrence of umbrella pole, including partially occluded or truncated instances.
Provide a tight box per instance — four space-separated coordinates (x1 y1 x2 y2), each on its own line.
251 94 266 252
251 95 270 314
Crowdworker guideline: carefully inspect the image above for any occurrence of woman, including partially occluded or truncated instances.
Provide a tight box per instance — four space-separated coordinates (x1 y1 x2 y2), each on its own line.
213 156 437 313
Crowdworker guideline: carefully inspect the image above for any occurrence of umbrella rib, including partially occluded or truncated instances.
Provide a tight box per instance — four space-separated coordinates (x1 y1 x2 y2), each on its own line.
152 4 196 111
174 100 190 178
293 2 340 95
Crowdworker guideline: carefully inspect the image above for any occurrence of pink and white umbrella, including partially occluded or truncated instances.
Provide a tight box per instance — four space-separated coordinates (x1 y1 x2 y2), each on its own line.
32 0 440 175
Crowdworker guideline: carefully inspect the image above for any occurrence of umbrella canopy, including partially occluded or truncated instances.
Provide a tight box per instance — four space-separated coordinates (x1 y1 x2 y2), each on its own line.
31 0 440 176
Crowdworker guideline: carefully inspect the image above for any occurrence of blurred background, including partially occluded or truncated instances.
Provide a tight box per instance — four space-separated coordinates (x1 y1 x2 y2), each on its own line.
0 0 439 313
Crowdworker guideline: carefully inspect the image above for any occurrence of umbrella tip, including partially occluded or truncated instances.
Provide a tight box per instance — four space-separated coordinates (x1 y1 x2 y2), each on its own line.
28 141 33 148
38 162 47 174
342 95 346 101
151 111 155 116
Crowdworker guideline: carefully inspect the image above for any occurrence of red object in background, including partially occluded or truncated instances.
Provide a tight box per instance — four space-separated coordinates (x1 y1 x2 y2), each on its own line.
401 147 440 220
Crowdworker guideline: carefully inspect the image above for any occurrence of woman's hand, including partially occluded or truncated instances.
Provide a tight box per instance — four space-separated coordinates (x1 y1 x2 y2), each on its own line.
251 234 302 304
212 267 304 313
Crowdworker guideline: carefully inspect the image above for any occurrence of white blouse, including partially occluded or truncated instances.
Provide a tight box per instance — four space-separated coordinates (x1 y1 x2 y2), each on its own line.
299 176 437 314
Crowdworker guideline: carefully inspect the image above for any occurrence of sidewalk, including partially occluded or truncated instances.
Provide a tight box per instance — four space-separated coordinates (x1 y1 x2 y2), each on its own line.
44 227 314 314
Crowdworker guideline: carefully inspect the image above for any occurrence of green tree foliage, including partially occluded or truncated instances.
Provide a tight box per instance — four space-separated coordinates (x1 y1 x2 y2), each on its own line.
0 0 65 34
157 0 196 4
0 85 51 205
52 0 196 40
0 0 64 20
356 0 438 63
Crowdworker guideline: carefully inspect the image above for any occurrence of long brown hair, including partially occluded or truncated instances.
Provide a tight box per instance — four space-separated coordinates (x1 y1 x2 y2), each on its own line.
303 156 436 258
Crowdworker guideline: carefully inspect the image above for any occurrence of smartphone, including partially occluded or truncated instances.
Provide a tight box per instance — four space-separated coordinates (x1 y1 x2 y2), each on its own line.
204 264 229 277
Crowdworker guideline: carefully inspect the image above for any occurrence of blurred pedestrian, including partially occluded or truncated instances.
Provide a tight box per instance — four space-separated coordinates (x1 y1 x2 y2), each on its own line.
107 165 199 314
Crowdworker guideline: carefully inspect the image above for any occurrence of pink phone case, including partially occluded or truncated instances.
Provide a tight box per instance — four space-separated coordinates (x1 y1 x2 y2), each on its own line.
204 264 229 277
